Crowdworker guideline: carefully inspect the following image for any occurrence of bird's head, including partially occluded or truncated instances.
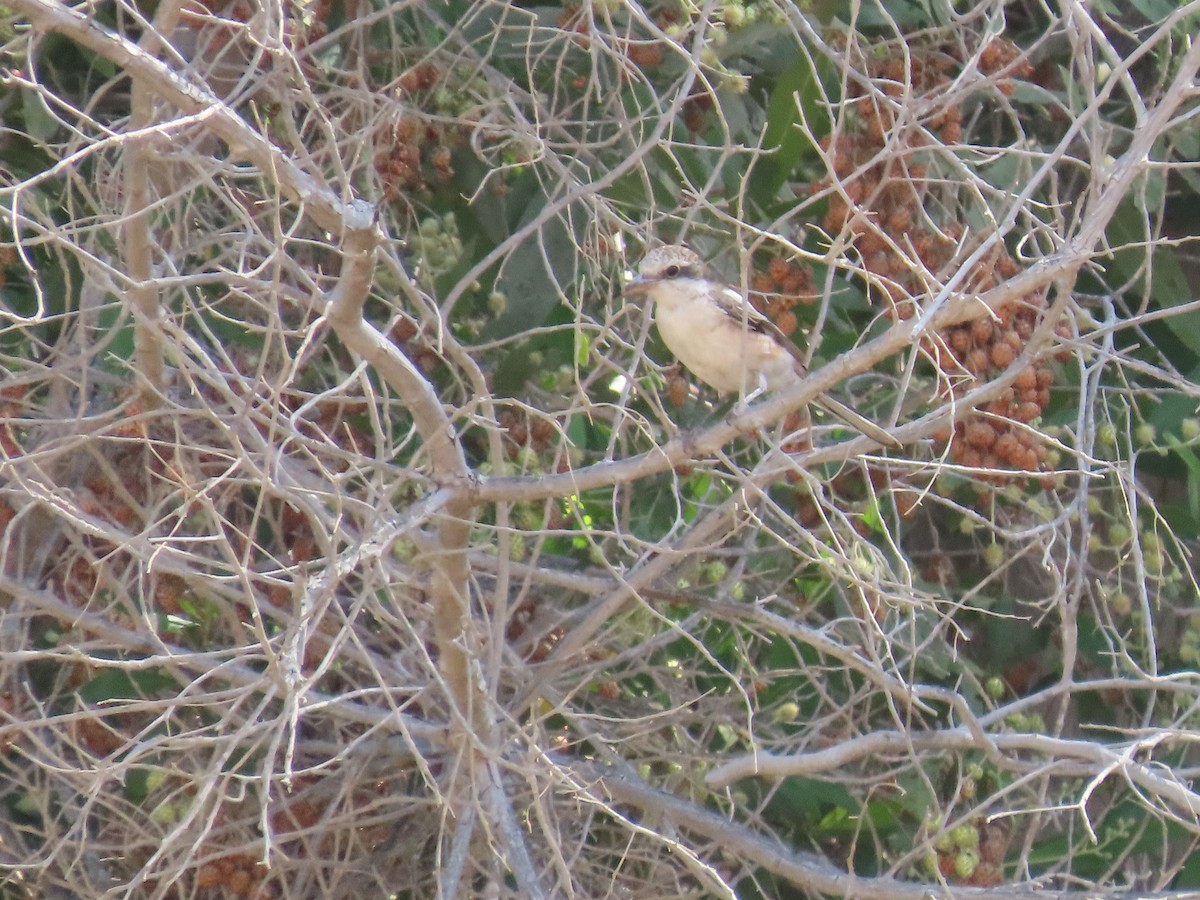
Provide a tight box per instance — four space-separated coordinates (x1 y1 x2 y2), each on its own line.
624 245 708 299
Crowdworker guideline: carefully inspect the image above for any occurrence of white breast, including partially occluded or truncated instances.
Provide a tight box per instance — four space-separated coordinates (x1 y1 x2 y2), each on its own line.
652 281 797 394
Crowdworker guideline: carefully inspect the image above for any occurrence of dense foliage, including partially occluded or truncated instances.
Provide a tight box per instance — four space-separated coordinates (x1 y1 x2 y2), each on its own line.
1 0 1199 896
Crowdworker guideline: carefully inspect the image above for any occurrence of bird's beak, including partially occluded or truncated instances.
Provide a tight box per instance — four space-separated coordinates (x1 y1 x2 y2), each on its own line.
624 274 653 298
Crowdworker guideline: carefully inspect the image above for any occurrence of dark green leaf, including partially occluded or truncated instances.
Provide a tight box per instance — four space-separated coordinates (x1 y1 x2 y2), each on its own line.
748 55 828 208
78 668 177 704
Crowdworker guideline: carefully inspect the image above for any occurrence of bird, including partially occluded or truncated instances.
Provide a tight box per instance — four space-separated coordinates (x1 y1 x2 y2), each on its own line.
625 245 900 448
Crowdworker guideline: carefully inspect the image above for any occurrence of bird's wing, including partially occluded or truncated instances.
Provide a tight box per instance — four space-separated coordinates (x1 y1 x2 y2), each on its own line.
715 286 901 447
711 285 811 372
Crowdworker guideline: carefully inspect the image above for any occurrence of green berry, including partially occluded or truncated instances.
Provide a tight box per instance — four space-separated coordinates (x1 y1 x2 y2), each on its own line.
515 446 541 472
1107 523 1131 546
720 72 751 94
720 3 746 28
513 503 543 531
951 824 979 850
391 538 417 563
772 702 800 724
509 533 527 561
982 543 1004 569
954 848 980 880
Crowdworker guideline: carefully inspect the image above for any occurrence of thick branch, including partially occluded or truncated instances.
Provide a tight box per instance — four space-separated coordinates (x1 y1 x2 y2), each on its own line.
12 0 374 238
574 759 1183 900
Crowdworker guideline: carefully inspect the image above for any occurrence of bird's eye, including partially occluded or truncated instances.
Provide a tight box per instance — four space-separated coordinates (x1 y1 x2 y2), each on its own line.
664 265 680 278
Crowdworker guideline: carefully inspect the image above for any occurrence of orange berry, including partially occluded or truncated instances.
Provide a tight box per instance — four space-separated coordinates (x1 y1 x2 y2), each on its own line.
990 342 1016 369
1016 402 1042 422
1013 367 1037 391
667 375 689 408
629 42 663 67
888 207 913 233
971 317 995 343
995 432 1018 459
775 309 798 336
965 421 997 449
958 446 984 468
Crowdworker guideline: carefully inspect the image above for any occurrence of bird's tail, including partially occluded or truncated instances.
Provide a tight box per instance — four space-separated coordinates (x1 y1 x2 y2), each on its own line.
813 395 901 448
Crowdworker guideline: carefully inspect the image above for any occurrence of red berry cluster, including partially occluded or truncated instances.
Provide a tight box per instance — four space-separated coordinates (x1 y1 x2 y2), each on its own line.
194 852 273 897
497 406 559 462
813 37 1032 311
506 596 565 663
374 63 466 201
935 299 1061 474
750 255 818 339
812 38 1058 479
931 818 1011 887
388 317 442 374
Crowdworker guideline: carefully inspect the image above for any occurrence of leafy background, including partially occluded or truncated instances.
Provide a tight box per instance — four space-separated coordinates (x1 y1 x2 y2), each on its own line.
1 0 1199 896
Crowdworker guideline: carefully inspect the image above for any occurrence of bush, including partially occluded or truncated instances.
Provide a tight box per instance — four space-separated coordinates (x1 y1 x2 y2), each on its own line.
1 0 1199 896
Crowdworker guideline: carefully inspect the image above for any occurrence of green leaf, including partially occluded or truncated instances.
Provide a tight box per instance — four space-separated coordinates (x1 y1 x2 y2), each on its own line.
481 196 581 341
124 767 167 805
97 300 137 372
767 775 856 821
78 667 177 704
845 0 941 29
467 166 539 246
1127 0 1181 20
1104 200 1194 346
1133 167 1165 215
21 90 59 143
748 54 828 208
1162 429 1200 523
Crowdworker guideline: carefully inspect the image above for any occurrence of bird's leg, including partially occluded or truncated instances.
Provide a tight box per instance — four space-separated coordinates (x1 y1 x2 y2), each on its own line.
726 373 770 431
748 372 769 406
724 400 745 427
